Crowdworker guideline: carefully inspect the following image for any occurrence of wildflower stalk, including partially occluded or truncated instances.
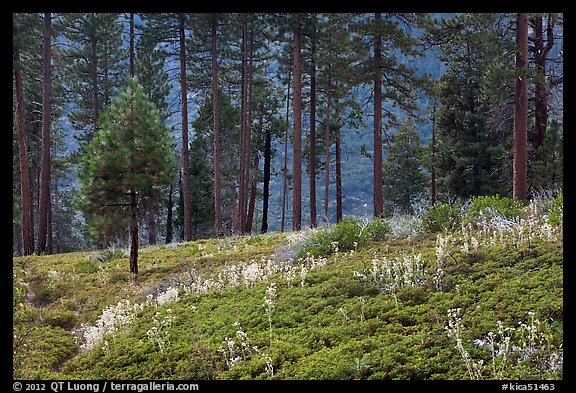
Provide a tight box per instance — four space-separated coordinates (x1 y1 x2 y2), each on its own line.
263 283 277 348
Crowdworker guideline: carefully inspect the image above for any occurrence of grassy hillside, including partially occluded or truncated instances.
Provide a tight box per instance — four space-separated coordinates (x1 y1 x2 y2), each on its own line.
13 196 563 380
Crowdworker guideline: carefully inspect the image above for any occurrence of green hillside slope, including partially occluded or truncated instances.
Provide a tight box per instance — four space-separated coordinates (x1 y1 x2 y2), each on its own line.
13 197 563 380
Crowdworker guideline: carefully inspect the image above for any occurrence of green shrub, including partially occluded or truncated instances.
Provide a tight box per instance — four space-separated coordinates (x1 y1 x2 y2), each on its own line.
110 271 131 283
33 281 69 306
548 194 563 227
297 217 364 259
422 202 463 233
297 229 334 259
44 310 79 329
466 194 524 222
76 259 99 274
361 219 390 242
91 247 127 263
245 235 263 245
297 217 391 259
330 218 365 251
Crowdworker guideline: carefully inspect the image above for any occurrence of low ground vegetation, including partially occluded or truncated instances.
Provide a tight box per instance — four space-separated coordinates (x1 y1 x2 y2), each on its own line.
13 194 563 379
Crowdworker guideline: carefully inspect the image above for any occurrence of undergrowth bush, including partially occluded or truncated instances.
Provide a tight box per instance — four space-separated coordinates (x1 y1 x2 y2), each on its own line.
297 217 390 259
44 310 79 329
547 194 563 227
91 247 127 263
466 195 524 223
423 202 463 233
76 259 99 274
362 219 390 242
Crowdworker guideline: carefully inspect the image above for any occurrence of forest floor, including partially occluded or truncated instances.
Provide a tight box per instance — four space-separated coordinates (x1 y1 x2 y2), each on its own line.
13 209 563 380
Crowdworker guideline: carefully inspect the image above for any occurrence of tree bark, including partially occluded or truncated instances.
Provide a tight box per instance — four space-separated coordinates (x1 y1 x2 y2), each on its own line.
179 15 192 240
281 58 291 233
243 29 254 234
211 13 223 237
431 98 437 206
14 29 33 256
30 161 36 253
309 20 317 228
129 188 139 274
37 12 52 255
238 16 248 234
533 15 549 161
261 127 271 234
246 175 257 234
147 205 157 245
231 184 240 235
324 80 332 225
513 13 528 202
292 15 302 231
165 184 173 244
177 171 184 241
246 102 264 234
47 183 53 254
373 12 383 218
335 122 342 223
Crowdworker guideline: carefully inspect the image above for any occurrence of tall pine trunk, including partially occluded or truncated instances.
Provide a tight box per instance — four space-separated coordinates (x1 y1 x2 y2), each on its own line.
244 29 254 234
211 13 223 237
165 184 173 244
533 15 551 162
309 20 317 228
129 189 139 274
246 177 257 234
37 12 52 255
292 15 302 231
431 98 437 206
238 16 249 235
335 102 342 223
247 102 264 234
14 28 33 256
47 181 53 254
230 184 240 234
53 177 59 254
324 79 332 225
178 171 184 241
261 127 271 233
281 60 291 232
373 12 383 218
147 205 157 245
513 13 528 202
179 15 192 240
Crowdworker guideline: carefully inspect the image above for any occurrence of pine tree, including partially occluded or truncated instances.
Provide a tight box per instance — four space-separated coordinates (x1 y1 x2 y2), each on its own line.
350 13 424 215
13 16 33 256
79 77 176 274
373 12 383 218
178 14 193 241
529 14 563 161
292 14 303 231
532 120 562 190
37 12 53 255
62 13 125 148
382 118 428 214
428 14 513 199
191 90 242 237
211 13 223 237
314 14 364 224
